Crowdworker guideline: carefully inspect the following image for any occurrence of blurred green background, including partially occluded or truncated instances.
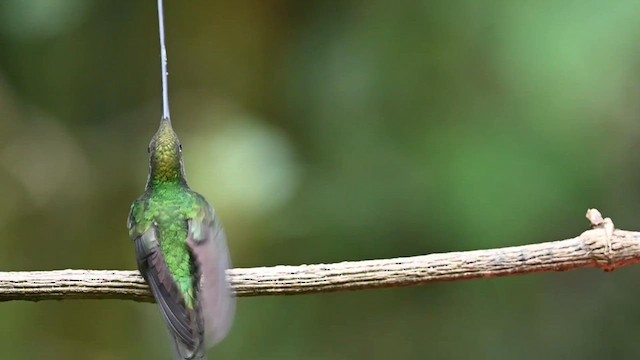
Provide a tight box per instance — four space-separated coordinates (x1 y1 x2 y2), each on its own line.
0 0 639 359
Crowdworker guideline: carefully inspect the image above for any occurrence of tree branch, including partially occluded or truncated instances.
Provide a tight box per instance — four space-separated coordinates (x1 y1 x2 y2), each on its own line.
0 210 635 302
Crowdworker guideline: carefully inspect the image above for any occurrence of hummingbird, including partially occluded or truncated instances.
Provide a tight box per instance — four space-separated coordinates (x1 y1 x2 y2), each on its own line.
127 1 235 359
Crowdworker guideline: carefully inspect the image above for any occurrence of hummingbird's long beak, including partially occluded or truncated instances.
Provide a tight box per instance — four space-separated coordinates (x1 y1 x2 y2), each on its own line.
158 0 171 122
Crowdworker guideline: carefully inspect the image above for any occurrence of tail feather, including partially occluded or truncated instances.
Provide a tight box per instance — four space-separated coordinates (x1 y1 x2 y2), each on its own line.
170 332 207 360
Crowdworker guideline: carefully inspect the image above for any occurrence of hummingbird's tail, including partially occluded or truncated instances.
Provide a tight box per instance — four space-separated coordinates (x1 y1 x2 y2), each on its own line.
171 335 208 360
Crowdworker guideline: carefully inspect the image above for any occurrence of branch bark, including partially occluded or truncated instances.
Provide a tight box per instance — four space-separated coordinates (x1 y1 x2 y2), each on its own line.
0 217 636 302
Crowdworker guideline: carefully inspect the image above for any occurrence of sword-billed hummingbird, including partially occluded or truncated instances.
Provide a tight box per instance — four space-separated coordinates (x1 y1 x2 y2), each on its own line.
127 1 235 358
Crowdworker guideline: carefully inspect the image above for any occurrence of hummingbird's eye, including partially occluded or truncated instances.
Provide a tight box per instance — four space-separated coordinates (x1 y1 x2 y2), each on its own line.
179 144 182 152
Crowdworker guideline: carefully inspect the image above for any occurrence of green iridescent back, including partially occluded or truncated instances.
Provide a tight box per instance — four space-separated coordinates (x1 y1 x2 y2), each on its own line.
131 185 205 307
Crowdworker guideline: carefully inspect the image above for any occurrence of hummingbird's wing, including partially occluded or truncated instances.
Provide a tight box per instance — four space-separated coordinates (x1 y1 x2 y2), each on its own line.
186 197 236 348
133 224 204 359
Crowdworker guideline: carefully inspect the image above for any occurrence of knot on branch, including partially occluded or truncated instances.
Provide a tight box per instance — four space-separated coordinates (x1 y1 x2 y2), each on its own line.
584 208 616 271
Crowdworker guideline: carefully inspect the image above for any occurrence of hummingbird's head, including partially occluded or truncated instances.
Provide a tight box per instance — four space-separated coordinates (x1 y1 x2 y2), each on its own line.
146 117 186 187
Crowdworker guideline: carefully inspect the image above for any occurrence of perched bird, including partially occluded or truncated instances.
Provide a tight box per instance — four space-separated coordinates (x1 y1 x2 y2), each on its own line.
127 1 235 359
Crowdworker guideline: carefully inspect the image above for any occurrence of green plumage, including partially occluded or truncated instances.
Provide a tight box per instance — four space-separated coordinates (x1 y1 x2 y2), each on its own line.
128 119 200 306
128 118 234 359
130 182 204 307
